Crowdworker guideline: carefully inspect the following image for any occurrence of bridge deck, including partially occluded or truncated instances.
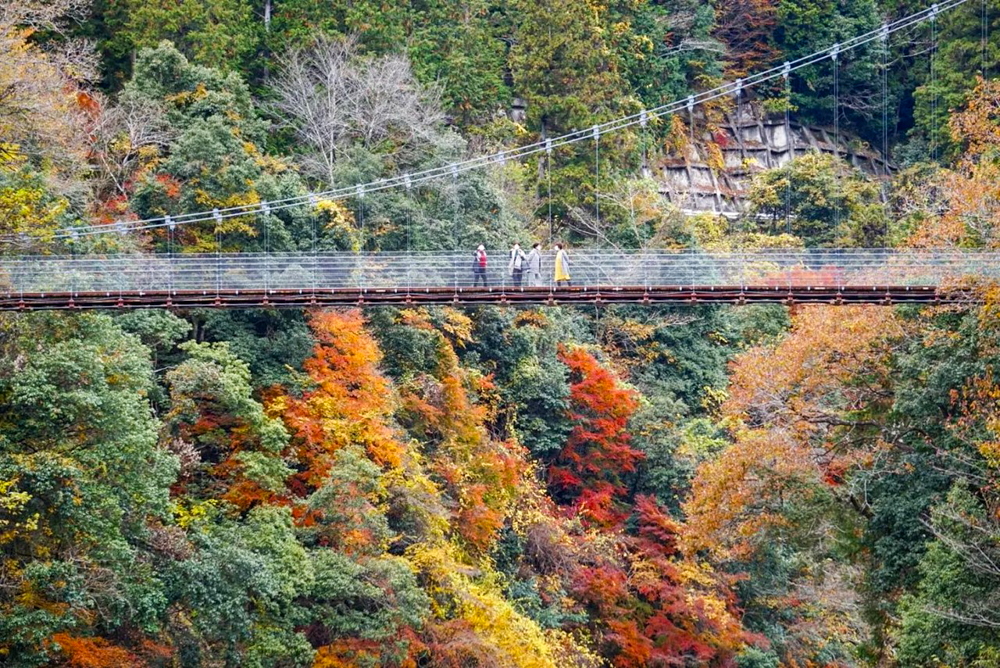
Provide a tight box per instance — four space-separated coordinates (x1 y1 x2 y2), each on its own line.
0 249 990 309
0 285 950 310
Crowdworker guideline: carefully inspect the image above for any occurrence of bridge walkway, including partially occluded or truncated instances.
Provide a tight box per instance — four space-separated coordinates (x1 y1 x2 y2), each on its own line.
0 249 990 310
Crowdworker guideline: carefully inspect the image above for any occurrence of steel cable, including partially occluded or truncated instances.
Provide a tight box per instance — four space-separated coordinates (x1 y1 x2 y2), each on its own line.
18 0 971 243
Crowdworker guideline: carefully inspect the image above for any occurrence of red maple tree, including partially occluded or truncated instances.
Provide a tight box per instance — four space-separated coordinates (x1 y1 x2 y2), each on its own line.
550 347 643 527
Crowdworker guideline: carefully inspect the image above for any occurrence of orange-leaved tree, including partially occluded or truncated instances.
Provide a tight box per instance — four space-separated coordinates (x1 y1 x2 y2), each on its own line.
684 305 902 558
680 305 902 664
266 309 412 556
396 310 527 551
269 310 433 664
48 634 142 668
276 309 404 494
904 77 1000 249
712 0 778 77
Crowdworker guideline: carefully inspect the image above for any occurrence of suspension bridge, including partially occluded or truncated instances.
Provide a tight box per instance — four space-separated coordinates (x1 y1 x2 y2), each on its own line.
0 249 990 310
0 0 989 311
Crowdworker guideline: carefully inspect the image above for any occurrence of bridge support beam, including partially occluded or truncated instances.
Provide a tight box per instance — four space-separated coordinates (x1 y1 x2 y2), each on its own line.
0 285 955 310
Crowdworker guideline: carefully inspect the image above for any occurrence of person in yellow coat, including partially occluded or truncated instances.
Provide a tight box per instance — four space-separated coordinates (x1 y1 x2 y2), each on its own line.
553 243 571 287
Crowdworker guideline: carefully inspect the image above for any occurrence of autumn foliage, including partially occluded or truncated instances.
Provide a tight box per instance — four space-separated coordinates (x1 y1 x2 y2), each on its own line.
9 0 1000 663
550 347 643 526
712 0 778 76
395 309 527 551
684 306 902 557
49 634 142 668
904 78 1000 249
278 309 404 492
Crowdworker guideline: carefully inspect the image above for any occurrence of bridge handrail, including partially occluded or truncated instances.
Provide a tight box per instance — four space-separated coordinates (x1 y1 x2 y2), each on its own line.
0 249 996 295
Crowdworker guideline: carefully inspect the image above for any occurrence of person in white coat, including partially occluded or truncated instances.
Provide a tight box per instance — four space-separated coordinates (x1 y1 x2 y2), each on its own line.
508 243 526 287
525 242 542 287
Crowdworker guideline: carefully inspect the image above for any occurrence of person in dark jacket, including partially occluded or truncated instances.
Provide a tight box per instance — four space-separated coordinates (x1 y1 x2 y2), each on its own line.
473 245 488 287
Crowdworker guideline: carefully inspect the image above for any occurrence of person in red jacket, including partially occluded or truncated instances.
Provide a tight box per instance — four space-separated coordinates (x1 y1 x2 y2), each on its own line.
473 244 488 287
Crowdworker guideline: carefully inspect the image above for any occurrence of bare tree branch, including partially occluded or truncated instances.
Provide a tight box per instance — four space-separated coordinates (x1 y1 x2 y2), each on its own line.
0 0 92 34
89 94 174 197
0 23 91 173
271 35 446 187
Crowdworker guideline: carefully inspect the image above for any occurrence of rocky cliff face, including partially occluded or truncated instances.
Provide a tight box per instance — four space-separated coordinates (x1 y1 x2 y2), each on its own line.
657 103 890 216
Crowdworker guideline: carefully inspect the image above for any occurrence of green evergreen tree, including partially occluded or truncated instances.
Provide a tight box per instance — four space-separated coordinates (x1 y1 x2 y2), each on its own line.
898 484 1000 666
124 41 309 253
0 314 177 666
409 0 511 125
911 0 1000 158
104 0 260 74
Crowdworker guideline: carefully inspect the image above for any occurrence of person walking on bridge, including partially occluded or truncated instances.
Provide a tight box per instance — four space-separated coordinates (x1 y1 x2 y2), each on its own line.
525 242 542 286
553 243 571 287
473 245 488 287
508 242 526 287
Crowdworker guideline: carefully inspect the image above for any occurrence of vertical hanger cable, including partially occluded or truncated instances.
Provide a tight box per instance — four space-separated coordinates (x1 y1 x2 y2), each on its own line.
832 46 841 235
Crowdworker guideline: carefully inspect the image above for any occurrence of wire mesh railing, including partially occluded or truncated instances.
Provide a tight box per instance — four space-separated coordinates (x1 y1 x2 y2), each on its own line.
0 249 997 296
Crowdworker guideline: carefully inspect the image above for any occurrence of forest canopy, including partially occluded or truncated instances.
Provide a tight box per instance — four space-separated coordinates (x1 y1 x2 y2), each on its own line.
2 0 1000 666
